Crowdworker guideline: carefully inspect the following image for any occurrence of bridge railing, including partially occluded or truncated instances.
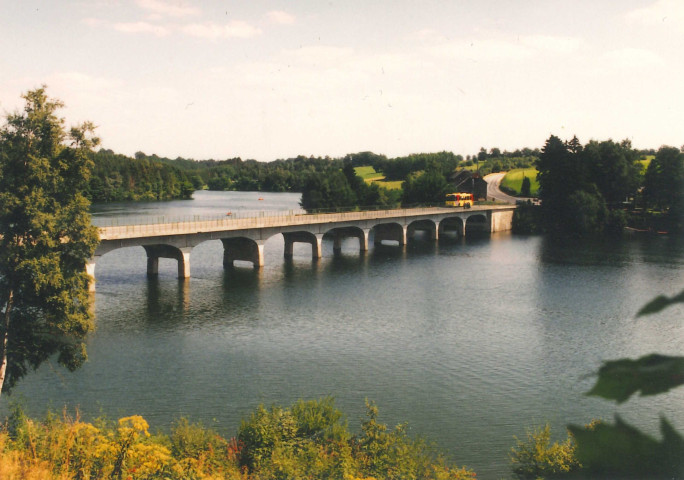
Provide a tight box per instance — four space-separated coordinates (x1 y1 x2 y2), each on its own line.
91 202 508 228
95 203 515 239
94 206 452 238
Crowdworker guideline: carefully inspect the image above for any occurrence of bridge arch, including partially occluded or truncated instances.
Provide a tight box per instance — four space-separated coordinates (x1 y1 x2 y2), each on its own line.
323 226 369 254
86 243 191 292
465 214 488 236
372 222 406 246
407 219 438 241
282 231 323 259
221 236 264 268
143 244 191 278
438 216 465 239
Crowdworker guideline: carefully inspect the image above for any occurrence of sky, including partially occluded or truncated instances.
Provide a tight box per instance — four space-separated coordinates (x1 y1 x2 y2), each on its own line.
1 0 683 161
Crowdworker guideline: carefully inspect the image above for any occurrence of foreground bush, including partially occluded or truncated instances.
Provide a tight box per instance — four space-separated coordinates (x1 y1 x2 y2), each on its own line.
0 399 475 480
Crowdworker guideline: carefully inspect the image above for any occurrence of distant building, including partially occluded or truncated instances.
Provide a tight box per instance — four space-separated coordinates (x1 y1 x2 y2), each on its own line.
449 170 488 200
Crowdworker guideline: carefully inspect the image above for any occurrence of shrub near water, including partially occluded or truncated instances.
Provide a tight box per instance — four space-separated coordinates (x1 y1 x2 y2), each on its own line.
0 399 475 480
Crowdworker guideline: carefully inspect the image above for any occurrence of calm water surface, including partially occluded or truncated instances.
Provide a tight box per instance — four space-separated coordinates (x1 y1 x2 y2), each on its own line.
6 191 684 478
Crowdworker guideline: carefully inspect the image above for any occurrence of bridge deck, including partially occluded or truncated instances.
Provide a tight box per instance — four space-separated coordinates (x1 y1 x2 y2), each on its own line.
97 205 513 240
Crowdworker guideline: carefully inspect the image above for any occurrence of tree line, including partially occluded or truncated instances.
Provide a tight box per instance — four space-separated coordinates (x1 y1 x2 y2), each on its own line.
87 147 540 208
514 135 684 235
87 149 195 202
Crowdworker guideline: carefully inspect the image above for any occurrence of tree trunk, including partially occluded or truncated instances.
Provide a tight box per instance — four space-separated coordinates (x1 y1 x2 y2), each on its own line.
0 290 13 400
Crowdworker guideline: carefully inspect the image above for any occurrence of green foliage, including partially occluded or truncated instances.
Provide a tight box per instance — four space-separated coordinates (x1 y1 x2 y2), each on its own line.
232 397 475 479
582 139 641 206
521 176 532 197
89 149 194 202
570 286 684 476
535 135 647 236
586 354 684 403
402 168 449 206
637 289 684 316
643 146 684 232
568 417 684 478
299 170 358 211
356 400 475 480
512 202 541 234
565 188 608 235
501 168 539 197
354 165 384 181
0 87 99 395
510 424 581 479
299 163 400 212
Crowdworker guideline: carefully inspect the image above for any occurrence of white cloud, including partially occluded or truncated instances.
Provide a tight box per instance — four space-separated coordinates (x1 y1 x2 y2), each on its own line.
520 35 582 54
81 17 105 27
604 48 664 68
40 72 125 123
282 46 355 67
136 86 179 104
626 0 684 26
135 0 199 18
181 21 262 39
428 38 533 62
48 72 122 91
266 10 296 25
114 21 170 37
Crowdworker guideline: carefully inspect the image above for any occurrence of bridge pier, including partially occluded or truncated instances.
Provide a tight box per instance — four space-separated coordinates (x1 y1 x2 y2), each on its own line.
86 256 100 293
361 228 370 251
328 227 369 255
143 245 191 279
283 232 323 259
432 221 439 240
89 206 515 290
222 237 265 268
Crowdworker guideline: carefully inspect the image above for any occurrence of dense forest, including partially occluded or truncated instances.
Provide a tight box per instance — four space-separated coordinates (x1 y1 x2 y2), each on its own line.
87 150 195 202
86 147 540 207
513 136 684 235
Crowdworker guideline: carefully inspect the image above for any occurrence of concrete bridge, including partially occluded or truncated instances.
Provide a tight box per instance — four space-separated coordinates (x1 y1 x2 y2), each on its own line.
88 205 515 290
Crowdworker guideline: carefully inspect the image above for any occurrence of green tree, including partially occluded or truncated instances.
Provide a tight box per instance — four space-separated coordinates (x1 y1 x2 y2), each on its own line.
0 87 99 397
582 139 640 206
644 146 684 231
520 176 532 197
402 168 449 206
299 170 357 211
510 423 581 479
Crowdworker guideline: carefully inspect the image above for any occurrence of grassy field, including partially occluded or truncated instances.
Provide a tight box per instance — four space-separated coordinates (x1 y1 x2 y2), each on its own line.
354 166 384 181
501 168 539 196
373 179 403 189
354 166 403 189
639 155 653 173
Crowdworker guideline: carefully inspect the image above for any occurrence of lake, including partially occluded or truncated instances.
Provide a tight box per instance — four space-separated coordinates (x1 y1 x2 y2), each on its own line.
5 190 684 478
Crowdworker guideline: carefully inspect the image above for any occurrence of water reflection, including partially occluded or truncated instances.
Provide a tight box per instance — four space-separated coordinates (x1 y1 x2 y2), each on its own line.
145 277 190 323
5 191 684 479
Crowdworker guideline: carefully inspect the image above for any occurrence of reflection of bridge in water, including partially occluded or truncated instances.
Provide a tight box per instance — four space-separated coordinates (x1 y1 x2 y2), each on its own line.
88 205 515 290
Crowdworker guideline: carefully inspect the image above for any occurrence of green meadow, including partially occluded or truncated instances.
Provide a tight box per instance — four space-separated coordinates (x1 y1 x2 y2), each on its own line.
501 168 539 196
354 166 403 190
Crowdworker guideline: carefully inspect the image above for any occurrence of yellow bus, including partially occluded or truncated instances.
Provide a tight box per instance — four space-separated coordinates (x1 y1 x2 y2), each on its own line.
445 192 473 208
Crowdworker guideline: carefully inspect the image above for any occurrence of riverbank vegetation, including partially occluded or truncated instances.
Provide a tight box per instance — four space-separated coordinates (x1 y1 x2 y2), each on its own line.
87 150 195 202
513 135 684 236
85 145 542 209
0 398 476 480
